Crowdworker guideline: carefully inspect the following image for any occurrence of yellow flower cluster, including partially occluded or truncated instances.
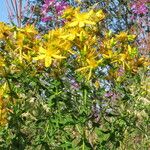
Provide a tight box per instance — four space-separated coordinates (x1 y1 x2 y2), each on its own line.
102 32 149 72
0 7 148 82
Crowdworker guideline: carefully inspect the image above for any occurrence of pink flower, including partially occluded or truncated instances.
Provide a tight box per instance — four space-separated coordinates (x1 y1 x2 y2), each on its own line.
41 0 69 22
44 0 55 5
132 4 148 15
131 0 149 15
54 1 68 15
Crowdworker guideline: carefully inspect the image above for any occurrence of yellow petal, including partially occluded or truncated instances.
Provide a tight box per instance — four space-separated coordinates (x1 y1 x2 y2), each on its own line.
76 66 90 72
33 55 45 60
45 57 52 67
68 34 76 41
68 21 78 27
88 68 92 80
84 20 96 25
39 47 46 53
79 22 85 27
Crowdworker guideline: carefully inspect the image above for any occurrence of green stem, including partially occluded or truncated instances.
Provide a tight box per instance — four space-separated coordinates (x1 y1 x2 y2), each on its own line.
83 89 87 105
82 140 85 150
3 68 13 102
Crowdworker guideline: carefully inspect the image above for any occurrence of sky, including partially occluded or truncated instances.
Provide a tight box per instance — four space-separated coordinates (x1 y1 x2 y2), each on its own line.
0 0 26 23
0 0 9 23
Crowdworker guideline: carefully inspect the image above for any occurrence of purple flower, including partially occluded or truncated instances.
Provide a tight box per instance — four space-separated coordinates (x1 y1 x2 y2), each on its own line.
105 91 117 100
118 67 124 76
70 79 80 90
41 16 53 22
105 91 114 97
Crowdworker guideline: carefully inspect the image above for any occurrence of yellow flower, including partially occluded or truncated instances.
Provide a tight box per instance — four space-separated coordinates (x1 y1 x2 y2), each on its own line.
18 25 38 35
118 53 129 69
59 29 76 41
115 32 128 41
95 10 105 21
15 32 25 48
102 50 117 59
115 32 136 42
77 30 88 42
68 8 95 27
127 35 136 41
102 38 116 50
76 57 102 80
62 6 75 20
0 22 11 39
48 28 75 54
127 45 138 57
94 80 100 90
34 46 66 67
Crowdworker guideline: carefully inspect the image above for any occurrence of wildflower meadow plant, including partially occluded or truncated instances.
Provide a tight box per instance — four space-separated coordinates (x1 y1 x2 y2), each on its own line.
0 2 149 149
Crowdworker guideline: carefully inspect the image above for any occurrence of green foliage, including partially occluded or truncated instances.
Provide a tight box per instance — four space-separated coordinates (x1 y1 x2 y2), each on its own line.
0 68 149 149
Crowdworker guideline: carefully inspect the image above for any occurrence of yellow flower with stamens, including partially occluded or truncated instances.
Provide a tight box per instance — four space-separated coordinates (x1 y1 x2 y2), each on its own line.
76 57 102 80
103 50 117 59
59 29 76 41
34 46 66 67
115 32 128 41
68 8 95 27
18 25 38 35
95 10 105 21
0 22 11 39
118 53 129 69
